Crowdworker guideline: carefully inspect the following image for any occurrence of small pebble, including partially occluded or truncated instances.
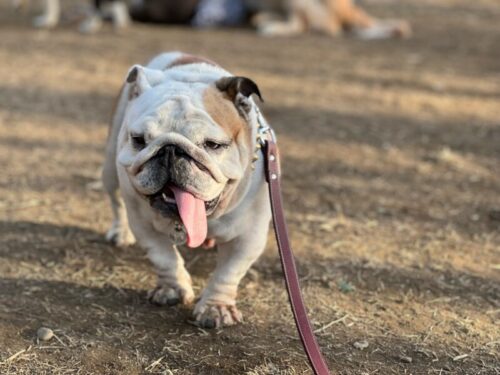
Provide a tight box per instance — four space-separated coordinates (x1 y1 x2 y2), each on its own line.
353 340 369 350
37 327 54 341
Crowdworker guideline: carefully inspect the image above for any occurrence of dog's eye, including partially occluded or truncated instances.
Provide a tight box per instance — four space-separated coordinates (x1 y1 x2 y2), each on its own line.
204 140 226 151
131 134 146 150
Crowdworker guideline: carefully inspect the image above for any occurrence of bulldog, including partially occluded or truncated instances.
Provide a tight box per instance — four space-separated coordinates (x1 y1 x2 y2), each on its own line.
102 52 272 328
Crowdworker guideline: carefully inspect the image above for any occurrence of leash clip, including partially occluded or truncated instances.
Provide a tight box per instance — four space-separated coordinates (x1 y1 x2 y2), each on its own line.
255 107 276 146
252 106 277 170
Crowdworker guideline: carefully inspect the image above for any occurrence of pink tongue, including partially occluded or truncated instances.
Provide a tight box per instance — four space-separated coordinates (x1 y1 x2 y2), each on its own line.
170 186 207 248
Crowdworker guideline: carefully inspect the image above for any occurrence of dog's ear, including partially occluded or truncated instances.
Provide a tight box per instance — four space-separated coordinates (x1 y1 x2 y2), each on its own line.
215 76 263 114
126 65 165 100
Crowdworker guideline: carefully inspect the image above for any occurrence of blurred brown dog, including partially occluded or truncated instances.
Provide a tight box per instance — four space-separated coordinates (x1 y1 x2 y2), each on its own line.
247 0 411 39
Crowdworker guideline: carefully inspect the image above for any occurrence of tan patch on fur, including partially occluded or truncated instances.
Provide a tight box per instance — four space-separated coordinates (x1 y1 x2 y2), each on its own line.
167 54 218 70
318 0 373 30
203 87 248 140
203 87 254 217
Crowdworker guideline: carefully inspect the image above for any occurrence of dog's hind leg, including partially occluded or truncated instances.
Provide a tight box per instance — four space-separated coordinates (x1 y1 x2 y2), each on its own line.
33 0 60 28
83 1 130 33
107 1 131 30
102 155 135 248
330 0 411 39
102 86 136 247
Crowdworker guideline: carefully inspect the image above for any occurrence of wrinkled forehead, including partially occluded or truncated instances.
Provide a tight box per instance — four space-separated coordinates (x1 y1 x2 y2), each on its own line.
126 81 246 140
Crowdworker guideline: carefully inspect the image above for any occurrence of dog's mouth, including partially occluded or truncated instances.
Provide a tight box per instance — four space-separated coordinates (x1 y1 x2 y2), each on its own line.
148 185 220 248
149 187 220 214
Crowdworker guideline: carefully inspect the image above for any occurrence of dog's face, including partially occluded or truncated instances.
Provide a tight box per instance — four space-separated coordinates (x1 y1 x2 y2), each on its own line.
116 65 261 247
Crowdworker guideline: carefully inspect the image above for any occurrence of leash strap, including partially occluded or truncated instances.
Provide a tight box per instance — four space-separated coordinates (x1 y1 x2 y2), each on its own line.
263 139 331 375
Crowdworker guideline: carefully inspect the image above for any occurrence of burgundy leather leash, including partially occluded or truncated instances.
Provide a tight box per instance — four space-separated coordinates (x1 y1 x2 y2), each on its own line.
263 139 331 375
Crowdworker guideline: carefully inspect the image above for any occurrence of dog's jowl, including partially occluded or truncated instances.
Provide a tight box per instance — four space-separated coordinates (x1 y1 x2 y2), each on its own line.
102 52 272 328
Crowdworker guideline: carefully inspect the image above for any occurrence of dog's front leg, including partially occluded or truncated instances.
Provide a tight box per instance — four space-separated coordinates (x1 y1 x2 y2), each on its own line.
11 0 25 11
33 0 60 28
142 236 195 307
193 212 270 328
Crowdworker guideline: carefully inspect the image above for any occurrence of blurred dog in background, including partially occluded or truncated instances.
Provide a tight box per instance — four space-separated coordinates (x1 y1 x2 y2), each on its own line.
11 0 202 32
247 0 411 39
12 0 410 37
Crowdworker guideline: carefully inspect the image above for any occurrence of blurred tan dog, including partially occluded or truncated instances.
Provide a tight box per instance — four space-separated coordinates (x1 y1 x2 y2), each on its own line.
102 52 272 328
247 0 411 39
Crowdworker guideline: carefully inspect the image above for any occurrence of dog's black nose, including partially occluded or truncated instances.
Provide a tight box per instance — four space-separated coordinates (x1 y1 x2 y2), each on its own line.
173 146 190 159
157 145 190 162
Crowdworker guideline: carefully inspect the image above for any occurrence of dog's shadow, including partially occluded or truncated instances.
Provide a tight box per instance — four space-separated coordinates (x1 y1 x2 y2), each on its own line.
0 220 287 374
0 220 219 336
0 219 215 271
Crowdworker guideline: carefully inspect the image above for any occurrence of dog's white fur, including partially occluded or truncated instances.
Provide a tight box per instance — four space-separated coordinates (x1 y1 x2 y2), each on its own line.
102 52 271 327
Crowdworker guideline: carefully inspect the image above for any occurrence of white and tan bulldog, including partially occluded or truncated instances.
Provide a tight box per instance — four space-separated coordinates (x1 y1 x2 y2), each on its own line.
102 52 272 328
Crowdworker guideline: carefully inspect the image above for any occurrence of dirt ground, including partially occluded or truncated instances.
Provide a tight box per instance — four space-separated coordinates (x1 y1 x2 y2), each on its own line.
0 0 499 374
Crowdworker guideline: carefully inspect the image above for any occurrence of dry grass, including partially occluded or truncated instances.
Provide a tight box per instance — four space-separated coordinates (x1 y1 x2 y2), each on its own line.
1 0 499 373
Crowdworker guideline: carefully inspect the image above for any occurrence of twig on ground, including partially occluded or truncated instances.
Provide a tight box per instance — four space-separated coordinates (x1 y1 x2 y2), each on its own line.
453 354 469 361
1 346 32 364
314 314 349 334
145 355 165 372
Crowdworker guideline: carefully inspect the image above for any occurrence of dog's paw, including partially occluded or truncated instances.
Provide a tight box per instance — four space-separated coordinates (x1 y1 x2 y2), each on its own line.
258 23 283 37
78 15 103 34
32 14 58 29
257 21 302 37
148 285 195 307
191 303 243 329
105 226 136 248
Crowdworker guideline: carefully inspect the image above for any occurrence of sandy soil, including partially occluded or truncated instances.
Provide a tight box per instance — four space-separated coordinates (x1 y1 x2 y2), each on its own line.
0 0 499 374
